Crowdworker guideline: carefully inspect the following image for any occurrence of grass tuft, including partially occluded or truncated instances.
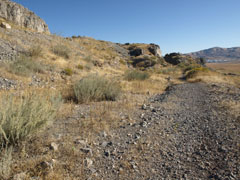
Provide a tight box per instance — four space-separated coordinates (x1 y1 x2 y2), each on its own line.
51 44 70 59
124 70 150 81
73 74 121 103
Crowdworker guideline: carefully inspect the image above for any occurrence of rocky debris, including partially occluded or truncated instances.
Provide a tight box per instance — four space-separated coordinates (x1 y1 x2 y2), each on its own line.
0 0 49 33
0 77 17 89
0 21 11 29
77 83 240 179
108 42 129 57
0 38 19 61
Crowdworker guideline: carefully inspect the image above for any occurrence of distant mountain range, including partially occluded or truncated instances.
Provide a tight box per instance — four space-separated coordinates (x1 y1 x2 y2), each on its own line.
188 47 240 62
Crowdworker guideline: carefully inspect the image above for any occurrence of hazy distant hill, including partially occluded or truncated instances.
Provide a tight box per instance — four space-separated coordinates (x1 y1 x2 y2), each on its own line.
188 47 240 62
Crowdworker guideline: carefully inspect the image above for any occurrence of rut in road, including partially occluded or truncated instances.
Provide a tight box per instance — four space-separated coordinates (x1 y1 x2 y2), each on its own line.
91 83 240 180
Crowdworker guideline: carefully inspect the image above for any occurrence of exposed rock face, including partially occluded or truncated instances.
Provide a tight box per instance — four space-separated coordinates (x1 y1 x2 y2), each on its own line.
148 43 161 57
164 52 204 65
0 0 49 33
129 48 143 57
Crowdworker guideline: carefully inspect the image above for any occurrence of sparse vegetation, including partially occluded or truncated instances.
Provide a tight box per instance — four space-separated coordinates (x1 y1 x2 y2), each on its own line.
63 67 73 76
185 66 209 79
0 147 12 179
73 74 121 103
0 91 62 147
27 45 43 57
7 55 45 76
51 44 70 59
125 70 150 81
77 64 84 70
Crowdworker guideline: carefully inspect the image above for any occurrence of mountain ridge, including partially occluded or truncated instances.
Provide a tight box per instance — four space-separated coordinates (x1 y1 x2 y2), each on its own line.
188 47 240 62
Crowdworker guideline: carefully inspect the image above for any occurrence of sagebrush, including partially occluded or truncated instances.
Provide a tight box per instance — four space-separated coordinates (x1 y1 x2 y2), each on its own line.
125 70 150 81
7 55 45 76
0 91 62 146
73 74 121 103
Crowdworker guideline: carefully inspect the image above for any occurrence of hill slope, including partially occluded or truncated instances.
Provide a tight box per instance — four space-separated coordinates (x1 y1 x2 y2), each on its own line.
188 47 240 62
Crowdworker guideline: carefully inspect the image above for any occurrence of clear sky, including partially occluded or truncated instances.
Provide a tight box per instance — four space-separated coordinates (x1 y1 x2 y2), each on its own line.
13 0 240 55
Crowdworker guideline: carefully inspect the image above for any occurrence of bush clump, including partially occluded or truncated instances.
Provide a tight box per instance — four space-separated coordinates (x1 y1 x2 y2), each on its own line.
63 67 73 76
27 45 43 57
124 70 150 81
8 55 45 76
0 91 62 146
73 74 121 103
185 67 209 79
51 44 70 59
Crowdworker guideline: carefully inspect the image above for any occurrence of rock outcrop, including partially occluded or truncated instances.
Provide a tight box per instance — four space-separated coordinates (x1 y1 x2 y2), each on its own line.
164 52 205 65
0 0 49 33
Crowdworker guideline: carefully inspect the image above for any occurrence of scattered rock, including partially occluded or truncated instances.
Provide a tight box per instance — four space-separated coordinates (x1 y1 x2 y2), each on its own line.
80 148 92 155
85 158 93 168
50 142 58 151
13 172 27 180
0 22 11 29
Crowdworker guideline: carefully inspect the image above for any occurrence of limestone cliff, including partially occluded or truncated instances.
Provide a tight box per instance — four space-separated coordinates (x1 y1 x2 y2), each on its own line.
0 0 49 33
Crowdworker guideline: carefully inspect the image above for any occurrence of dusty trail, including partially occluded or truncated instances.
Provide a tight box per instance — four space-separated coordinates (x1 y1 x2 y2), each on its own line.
88 83 240 179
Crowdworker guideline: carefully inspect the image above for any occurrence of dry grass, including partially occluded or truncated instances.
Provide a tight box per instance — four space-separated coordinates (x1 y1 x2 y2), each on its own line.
0 147 12 179
207 62 240 75
221 100 240 121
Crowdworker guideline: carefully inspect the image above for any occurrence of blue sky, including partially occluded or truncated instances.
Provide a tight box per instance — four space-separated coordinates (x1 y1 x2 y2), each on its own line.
13 0 240 55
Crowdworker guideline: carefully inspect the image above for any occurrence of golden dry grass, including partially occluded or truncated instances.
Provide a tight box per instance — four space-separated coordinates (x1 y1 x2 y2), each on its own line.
207 63 240 75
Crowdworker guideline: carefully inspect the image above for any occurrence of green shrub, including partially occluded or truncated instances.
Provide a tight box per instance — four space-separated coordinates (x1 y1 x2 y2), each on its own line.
8 55 45 76
73 74 121 103
124 70 150 81
63 67 73 76
185 67 209 79
51 44 70 59
77 64 84 70
119 59 126 65
0 92 62 146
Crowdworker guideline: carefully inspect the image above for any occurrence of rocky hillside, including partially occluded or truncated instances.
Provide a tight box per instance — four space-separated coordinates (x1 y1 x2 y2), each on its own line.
0 0 49 33
188 47 240 62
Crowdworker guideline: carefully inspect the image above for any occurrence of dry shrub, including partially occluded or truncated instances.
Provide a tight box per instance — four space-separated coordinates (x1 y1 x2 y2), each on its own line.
0 91 62 147
51 44 70 59
7 55 45 76
73 74 121 103
27 45 43 57
0 147 12 179
124 70 150 81
185 66 209 79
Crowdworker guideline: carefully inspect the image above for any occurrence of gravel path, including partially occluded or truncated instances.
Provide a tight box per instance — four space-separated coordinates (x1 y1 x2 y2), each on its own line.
88 83 240 180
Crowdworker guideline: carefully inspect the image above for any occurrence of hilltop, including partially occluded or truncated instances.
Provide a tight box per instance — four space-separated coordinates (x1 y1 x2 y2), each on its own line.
188 47 240 62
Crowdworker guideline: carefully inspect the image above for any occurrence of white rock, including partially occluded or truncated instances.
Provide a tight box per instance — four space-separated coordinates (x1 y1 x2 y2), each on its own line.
0 22 11 29
50 142 58 151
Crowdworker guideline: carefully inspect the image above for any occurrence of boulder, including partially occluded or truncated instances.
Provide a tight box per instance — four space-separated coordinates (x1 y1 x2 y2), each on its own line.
0 22 11 29
148 44 161 57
